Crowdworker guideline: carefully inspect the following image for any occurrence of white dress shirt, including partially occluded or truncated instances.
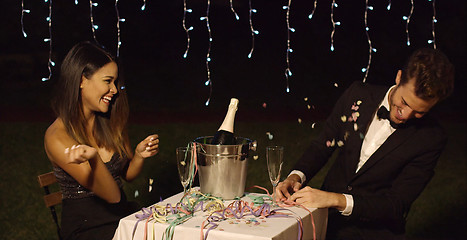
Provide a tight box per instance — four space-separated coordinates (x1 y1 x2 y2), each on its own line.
289 85 397 216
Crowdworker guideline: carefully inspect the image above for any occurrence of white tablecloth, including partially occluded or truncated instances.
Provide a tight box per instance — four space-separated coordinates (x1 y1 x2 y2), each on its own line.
114 188 328 240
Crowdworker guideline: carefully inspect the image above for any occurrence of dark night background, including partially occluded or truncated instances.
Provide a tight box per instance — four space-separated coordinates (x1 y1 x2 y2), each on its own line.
0 0 466 238
1 0 465 121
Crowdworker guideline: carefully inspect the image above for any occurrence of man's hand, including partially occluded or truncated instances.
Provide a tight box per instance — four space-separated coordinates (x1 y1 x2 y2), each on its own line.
275 174 302 202
289 186 346 210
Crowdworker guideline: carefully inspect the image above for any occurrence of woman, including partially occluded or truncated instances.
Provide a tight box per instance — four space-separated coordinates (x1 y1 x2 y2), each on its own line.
44 41 159 240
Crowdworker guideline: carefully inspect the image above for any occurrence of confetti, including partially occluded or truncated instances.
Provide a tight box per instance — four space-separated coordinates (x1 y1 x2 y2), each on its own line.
359 133 365 139
326 139 336 147
149 178 154 192
357 100 362 105
341 115 347 122
344 131 350 141
354 123 359 131
311 122 316 129
253 155 259 160
262 102 267 108
304 97 308 101
134 190 139 198
337 140 344 147
266 132 274 140
180 161 186 166
307 105 311 109
334 83 339 87
298 118 302 124
352 112 360 121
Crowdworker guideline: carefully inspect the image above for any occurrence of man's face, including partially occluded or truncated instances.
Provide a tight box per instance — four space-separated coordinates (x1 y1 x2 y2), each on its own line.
388 71 438 124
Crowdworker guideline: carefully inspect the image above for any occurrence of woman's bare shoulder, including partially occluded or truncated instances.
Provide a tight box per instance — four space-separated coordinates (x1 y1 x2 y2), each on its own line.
44 118 76 161
45 118 68 141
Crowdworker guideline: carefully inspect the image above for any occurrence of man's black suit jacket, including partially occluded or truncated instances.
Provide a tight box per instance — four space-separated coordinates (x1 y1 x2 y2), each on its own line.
295 81 447 239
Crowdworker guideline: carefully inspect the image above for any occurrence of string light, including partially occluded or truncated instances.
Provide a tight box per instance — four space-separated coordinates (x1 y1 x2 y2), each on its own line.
115 0 125 57
402 0 414 46
308 0 317 19
42 0 54 82
21 0 30 38
89 1 100 45
230 0 239 20
362 0 376 83
330 0 340 51
200 0 213 106
248 0 259 59
182 0 193 59
429 0 437 49
141 0 147 11
283 0 294 93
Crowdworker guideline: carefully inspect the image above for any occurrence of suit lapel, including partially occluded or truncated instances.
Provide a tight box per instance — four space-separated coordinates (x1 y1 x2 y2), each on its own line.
344 84 387 178
352 120 418 179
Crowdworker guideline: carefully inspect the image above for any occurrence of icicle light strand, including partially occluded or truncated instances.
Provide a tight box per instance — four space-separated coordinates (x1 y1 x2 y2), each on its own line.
21 0 30 37
362 0 375 83
429 0 437 49
230 0 239 20
330 0 340 51
182 0 193 58
89 1 99 45
42 0 54 82
248 0 258 59
403 0 414 46
308 0 317 19
283 0 294 93
201 0 213 106
115 0 125 57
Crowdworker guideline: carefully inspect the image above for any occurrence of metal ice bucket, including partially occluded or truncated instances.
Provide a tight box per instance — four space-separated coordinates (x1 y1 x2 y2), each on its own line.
194 136 257 200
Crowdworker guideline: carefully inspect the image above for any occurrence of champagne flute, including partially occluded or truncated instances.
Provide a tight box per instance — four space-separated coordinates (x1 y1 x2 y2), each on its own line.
176 146 194 193
266 146 284 206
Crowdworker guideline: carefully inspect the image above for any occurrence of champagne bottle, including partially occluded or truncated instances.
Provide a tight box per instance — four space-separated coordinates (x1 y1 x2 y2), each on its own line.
211 98 239 145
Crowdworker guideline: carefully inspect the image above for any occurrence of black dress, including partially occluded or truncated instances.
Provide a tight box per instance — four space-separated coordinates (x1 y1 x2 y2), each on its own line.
53 153 139 240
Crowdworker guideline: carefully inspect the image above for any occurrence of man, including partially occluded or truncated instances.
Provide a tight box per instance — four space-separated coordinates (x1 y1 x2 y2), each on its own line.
276 48 455 239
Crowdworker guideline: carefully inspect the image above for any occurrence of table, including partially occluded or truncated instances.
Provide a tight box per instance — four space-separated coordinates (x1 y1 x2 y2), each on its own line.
113 187 328 240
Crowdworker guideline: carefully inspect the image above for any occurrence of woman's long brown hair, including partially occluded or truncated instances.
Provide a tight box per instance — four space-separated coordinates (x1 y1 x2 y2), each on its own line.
52 41 132 158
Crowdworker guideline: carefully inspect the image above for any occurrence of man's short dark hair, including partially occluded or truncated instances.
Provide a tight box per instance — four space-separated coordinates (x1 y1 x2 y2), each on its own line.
400 48 455 101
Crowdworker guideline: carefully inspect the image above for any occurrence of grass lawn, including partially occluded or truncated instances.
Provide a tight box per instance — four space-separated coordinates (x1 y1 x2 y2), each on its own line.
0 118 465 239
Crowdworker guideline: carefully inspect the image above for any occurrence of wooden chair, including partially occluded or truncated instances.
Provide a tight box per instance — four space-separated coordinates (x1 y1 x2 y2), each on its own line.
37 171 62 240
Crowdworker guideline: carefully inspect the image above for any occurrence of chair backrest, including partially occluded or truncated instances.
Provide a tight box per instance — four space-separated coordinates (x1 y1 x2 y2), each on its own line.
37 171 62 240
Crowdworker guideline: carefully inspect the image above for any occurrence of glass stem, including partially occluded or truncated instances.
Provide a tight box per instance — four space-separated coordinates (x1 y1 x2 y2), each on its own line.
272 183 277 206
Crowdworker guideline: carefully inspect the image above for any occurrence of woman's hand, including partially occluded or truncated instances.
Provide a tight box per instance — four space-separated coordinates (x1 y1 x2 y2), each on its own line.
64 144 97 164
135 134 159 159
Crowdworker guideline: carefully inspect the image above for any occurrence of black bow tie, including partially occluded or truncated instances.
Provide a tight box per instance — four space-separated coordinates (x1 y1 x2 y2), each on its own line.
377 106 403 129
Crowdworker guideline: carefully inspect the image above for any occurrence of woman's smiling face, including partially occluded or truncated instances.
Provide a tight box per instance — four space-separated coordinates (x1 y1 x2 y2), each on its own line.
80 61 118 116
